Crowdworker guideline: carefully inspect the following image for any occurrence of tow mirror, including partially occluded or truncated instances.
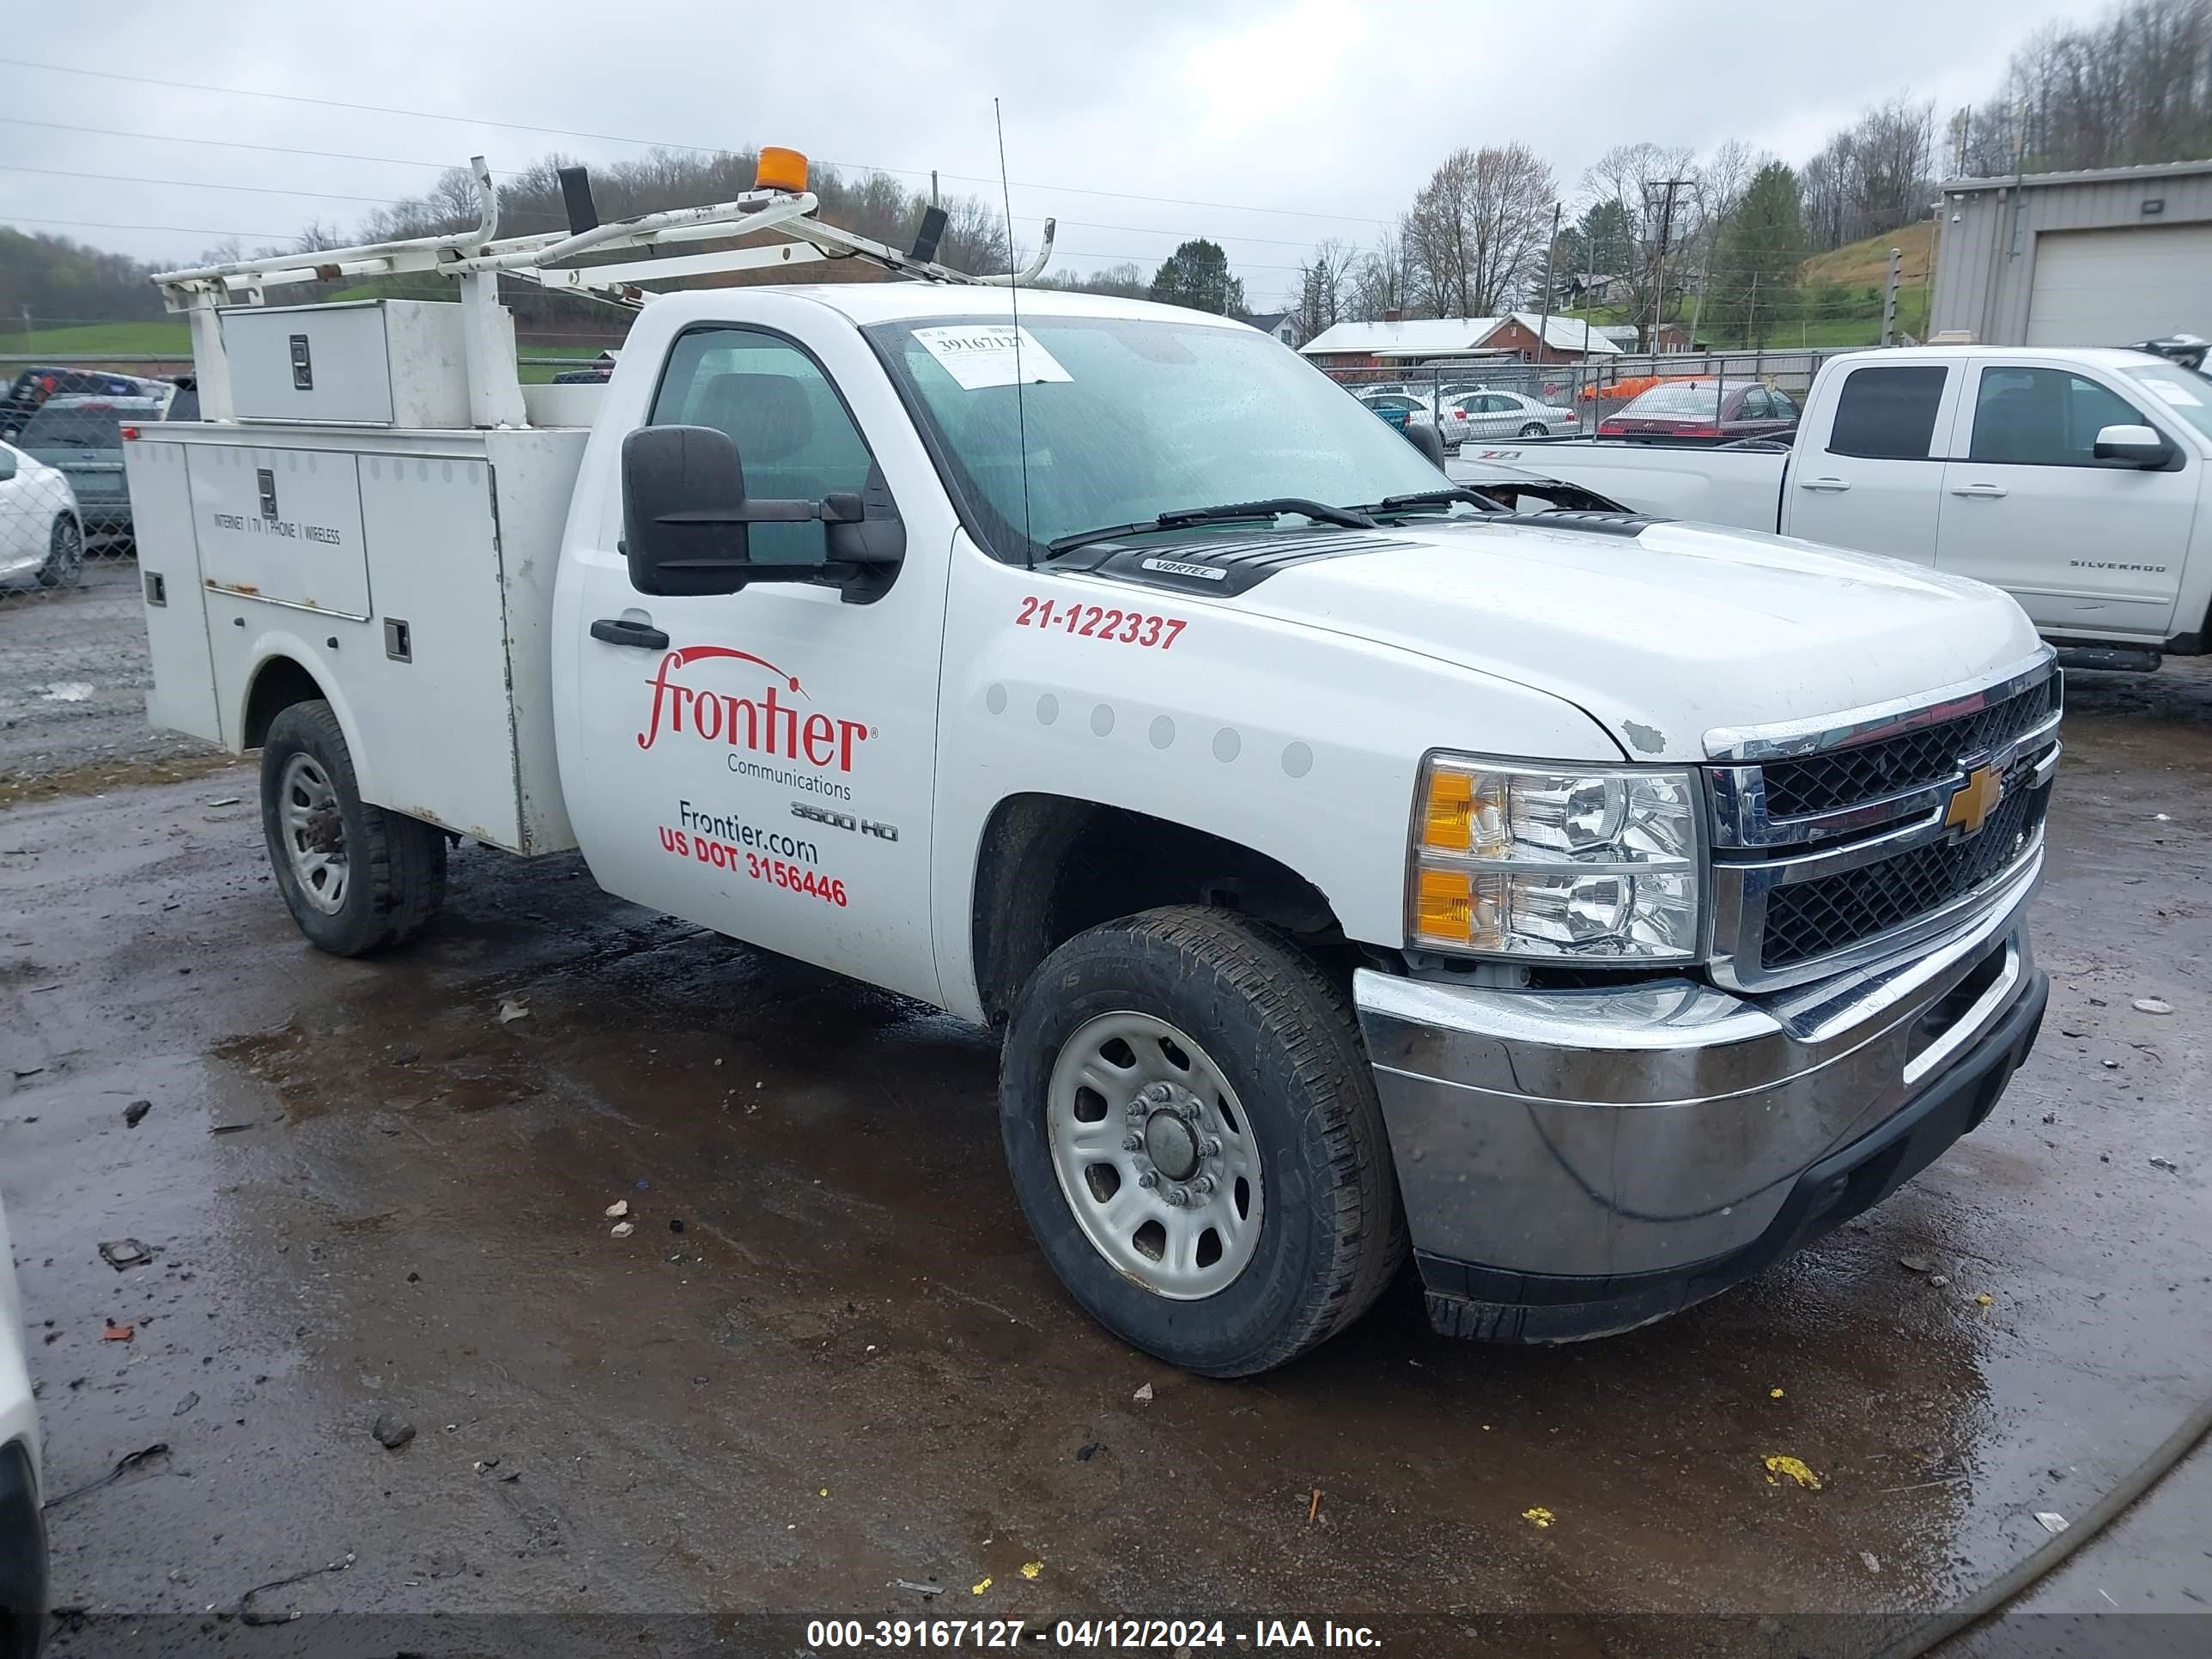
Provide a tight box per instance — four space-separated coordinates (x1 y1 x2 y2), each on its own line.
1403 421 1448 469
620 425 903 600
2094 423 2174 468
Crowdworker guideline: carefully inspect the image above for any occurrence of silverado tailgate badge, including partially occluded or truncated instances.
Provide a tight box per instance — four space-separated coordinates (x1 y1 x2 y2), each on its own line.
1945 763 2004 837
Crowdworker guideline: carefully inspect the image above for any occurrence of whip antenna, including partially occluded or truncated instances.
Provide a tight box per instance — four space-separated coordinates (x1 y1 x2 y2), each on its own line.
994 98 1036 568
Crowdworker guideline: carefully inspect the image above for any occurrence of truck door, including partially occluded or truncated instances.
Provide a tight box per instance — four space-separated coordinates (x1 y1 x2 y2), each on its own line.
563 321 950 1005
1784 361 1960 562
1936 362 2197 641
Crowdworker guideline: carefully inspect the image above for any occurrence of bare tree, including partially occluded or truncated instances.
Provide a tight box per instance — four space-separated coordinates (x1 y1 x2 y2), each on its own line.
1346 228 1412 321
1578 141 1698 330
1956 0 2212 175
1402 143 1557 318
1292 236 1358 339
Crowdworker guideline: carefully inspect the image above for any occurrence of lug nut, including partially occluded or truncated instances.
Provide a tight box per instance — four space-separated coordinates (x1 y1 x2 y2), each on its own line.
1164 1187 1190 1207
1200 1138 1222 1158
1122 1133 1144 1152
1127 1101 1147 1121
1137 1171 1159 1189
1190 1175 1217 1197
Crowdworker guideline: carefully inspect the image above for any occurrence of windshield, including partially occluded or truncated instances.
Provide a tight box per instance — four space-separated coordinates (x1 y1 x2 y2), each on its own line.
2122 365 2212 441
866 313 1443 561
19 405 130 448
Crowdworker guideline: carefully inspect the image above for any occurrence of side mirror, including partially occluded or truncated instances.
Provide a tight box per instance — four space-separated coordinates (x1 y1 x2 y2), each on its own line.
1403 421 1448 469
2094 423 2174 468
620 425 903 599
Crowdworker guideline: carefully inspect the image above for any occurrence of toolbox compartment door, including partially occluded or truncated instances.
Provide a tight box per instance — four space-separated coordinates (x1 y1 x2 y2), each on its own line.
126 439 223 744
185 444 371 618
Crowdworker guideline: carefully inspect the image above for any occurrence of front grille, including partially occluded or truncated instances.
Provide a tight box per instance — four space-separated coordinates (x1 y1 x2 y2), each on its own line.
1761 779 2045 969
1761 676 2057 819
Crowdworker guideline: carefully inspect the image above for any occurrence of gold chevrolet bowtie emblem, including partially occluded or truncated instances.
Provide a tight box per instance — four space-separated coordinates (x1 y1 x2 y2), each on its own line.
1946 763 2004 836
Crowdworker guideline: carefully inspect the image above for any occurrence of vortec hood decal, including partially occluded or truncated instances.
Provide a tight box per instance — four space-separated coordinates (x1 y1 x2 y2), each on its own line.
638 647 871 773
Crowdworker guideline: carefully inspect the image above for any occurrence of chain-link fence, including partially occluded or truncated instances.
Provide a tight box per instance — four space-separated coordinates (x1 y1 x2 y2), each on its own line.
0 359 216 792
1319 346 1844 451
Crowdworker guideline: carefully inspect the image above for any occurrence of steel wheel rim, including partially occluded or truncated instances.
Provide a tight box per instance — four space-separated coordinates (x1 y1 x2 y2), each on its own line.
277 753 349 915
50 520 82 581
1046 1011 1264 1301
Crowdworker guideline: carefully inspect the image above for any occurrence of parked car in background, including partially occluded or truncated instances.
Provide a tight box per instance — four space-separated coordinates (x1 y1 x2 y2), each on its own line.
14 390 189 544
1355 389 1414 432
1358 389 1475 448
0 438 85 590
1 1192 48 1659
1597 379 1800 442
1447 389 1580 440
0 366 170 442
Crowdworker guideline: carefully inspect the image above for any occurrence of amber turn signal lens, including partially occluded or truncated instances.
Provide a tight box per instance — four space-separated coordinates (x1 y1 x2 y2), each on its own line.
1416 867 1474 945
756 146 810 193
1422 768 1474 852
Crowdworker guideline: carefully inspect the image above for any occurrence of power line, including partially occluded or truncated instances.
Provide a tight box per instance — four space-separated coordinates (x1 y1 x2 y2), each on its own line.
0 151 1339 253
4 215 294 239
0 163 403 204
0 115 490 174
0 54 1386 230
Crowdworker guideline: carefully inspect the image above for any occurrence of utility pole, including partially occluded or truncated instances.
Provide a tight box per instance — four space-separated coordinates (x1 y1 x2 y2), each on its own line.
1535 200 1561 362
1647 177 1693 353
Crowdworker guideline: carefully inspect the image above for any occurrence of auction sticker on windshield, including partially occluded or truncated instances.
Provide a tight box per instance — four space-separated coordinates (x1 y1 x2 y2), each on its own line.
914 325 1073 391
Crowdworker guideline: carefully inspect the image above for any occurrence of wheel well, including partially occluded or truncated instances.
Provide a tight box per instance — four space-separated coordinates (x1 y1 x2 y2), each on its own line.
969 793 1347 1025
243 657 326 749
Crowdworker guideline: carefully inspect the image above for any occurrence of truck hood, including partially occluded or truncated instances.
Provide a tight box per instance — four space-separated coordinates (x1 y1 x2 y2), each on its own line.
1224 517 2042 762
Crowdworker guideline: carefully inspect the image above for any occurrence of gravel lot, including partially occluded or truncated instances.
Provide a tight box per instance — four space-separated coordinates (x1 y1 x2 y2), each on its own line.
0 651 2207 1655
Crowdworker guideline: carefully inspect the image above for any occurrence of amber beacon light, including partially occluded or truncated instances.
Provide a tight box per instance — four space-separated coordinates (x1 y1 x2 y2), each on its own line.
755 147 810 193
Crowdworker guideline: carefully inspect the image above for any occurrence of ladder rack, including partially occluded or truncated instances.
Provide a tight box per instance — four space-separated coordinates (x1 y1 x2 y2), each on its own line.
151 155 1055 427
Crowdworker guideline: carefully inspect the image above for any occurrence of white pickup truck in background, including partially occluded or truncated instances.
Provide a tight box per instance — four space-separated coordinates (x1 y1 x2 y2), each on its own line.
126 157 2060 1375
1510 345 2212 668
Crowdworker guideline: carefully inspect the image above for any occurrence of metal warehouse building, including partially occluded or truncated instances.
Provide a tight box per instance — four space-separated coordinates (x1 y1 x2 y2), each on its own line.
1929 158 2212 348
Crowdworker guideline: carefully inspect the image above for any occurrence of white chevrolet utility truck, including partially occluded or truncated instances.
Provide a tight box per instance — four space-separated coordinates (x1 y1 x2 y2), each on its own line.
131 155 2057 1375
1508 343 2212 671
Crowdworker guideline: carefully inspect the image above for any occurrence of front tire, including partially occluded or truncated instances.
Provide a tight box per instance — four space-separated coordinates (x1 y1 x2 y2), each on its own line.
1000 907 1405 1376
1518 422 1547 438
260 700 447 957
36 517 82 588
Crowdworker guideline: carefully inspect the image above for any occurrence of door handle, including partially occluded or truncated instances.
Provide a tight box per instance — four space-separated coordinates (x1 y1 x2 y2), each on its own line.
1950 483 2008 499
591 617 670 650
1798 477 1851 492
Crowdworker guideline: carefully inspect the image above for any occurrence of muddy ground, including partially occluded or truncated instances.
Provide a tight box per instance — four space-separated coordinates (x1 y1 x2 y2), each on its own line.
2 666 2208 1658
0 562 225 802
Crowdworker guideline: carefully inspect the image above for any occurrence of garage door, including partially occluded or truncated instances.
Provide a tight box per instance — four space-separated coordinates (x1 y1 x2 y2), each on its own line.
2026 222 2212 346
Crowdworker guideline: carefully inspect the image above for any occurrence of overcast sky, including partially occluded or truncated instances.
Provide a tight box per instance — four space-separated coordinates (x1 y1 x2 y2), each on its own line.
5 0 2097 312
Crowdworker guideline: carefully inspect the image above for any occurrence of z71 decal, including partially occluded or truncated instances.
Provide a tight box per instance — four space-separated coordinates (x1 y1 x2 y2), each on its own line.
1014 596 1186 649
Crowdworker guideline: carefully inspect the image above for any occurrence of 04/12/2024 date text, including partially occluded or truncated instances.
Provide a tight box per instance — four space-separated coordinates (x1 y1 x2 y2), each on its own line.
1014 597 1186 649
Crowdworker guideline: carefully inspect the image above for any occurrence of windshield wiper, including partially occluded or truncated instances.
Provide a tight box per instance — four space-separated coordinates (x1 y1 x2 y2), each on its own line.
1046 496 1377 556
1347 487 1502 517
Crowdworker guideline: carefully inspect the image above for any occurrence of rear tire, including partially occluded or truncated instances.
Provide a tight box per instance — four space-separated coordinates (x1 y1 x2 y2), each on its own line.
1518 422 1547 437
260 700 447 957
999 906 1406 1376
36 517 82 588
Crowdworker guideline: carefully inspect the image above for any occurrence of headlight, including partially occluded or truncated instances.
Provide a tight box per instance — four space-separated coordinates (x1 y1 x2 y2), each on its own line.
1407 756 1705 962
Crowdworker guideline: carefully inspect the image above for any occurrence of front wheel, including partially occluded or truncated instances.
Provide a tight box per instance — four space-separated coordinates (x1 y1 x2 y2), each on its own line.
36 517 82 588
260 699 447 956
1000 907 1405 1376
1518 422 1547 438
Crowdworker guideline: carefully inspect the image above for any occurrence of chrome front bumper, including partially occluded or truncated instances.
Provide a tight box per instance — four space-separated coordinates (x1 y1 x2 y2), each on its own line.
1355 851 2047 1340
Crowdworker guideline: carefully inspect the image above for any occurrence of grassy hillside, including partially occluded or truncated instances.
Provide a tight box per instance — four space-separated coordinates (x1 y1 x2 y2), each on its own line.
10 316 616 384
1801 220 1935 291
13 319 191 356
